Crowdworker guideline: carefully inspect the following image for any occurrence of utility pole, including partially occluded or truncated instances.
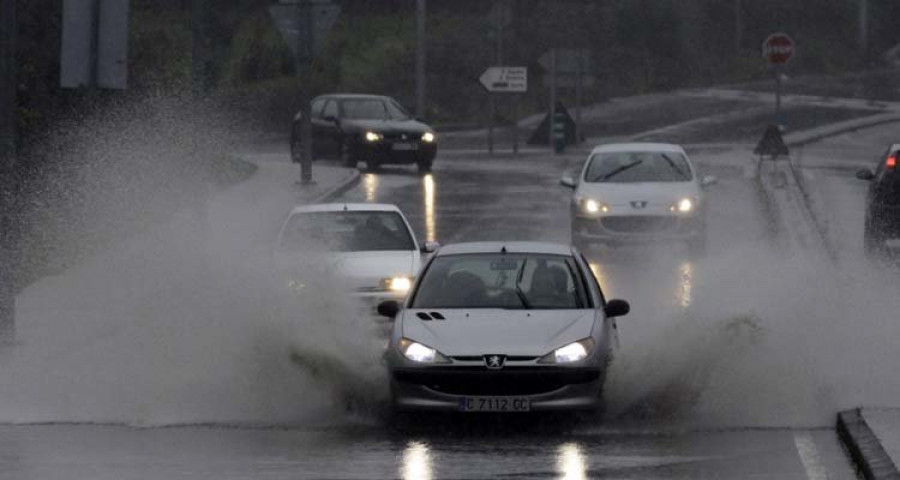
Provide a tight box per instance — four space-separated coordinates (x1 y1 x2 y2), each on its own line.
858 0 868 58
734 0 742 54
191 0 210 95
0 0 16 341
415 0 426 119
487 0 504 155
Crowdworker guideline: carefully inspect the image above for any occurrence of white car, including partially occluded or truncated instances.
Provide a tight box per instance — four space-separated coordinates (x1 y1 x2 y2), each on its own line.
561 143 716 255
379 241 630 412
275 203 437 308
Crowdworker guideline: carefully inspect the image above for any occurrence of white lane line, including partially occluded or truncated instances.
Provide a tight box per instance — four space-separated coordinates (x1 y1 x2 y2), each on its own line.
794 432 830 480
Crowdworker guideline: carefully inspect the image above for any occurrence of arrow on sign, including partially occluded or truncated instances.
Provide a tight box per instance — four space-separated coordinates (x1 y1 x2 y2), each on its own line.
479 66 527 93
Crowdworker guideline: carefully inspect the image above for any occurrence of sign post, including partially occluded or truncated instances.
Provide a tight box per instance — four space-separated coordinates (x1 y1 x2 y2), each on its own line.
478 66 527 155
762 33 794 126
270 0 340 184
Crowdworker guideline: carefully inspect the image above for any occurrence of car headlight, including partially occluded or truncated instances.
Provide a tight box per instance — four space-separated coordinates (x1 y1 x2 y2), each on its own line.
578 198 609 214
669 197 694 213
537 338 595 364
421 132 435 143
380 276 413 293
365 131 383 142
399 338 451 363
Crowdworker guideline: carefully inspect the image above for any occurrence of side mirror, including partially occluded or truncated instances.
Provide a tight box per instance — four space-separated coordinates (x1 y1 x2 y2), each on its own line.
560 176 577 189
701 175 718 187
377 300 400 318
856 169 875 181
604 299 630 318
323 115 339 124
420 241 440 253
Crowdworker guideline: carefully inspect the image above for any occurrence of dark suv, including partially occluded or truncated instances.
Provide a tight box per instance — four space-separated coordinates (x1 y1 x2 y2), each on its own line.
856 144 900 257
291 94 437 173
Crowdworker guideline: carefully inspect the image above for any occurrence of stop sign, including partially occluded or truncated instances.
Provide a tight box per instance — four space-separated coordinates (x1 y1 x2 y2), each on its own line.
762 33 795 65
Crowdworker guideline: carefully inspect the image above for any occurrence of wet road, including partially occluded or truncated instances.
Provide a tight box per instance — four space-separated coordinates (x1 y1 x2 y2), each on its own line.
0 149 858 479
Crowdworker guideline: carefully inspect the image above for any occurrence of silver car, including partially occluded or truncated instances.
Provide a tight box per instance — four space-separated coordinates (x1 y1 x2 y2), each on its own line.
379 241 630 413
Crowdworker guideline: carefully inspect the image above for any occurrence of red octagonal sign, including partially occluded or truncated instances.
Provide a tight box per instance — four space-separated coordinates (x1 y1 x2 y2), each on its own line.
762 33 795 65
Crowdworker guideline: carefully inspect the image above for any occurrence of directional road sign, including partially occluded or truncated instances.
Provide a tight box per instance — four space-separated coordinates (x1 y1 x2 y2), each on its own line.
762 33 795 66
479 66 527 93
538 49 591 74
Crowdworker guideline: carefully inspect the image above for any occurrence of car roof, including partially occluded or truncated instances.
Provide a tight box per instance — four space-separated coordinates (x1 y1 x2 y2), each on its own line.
435 241 574 257
288 203 401 215
313 93 392 102
589 142 686 155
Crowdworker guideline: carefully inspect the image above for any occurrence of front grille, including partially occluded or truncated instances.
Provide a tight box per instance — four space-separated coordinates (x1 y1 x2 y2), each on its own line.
393 368 599 395
383 132 419 141
450 356 538 362
601 216 677 233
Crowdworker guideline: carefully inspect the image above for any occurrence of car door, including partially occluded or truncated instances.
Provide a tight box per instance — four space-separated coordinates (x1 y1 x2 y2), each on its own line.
313 99 341 158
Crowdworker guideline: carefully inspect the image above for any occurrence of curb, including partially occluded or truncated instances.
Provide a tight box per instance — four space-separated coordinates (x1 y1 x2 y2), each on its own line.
837 409 900 480
308 168 362 204
785 113 900 148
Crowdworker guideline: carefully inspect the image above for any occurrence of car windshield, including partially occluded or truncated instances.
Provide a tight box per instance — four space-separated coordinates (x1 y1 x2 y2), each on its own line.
341 99 388 120
280 211 415 252
385 100 412 120
411 254 588 310
584 151 692 183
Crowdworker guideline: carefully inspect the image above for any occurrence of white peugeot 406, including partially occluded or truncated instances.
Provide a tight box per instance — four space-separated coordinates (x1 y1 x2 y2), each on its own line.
561 143 716 255
379 242 629 413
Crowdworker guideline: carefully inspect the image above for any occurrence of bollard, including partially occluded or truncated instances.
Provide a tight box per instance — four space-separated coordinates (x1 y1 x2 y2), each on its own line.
553 112 566 153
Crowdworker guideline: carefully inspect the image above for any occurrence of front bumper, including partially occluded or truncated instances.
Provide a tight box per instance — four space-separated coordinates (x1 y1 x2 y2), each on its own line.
353 140 437 165
389 367 604 412
572 212 704 245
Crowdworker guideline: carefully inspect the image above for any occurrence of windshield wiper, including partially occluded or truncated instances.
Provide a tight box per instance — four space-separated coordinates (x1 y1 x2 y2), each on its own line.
600 160 642 181
660 153 687 179
514 260 532 309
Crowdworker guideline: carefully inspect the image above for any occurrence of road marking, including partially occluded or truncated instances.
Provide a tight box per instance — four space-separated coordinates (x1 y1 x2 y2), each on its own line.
794 432 830 480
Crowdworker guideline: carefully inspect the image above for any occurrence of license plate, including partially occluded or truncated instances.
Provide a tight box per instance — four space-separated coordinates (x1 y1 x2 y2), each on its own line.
460 396 531 412
884 239 900 249
392 142 418 151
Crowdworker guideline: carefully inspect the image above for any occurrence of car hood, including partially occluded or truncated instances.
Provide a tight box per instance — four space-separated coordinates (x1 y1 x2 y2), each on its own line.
576 181 701 206
341 118 432 135
275 250 419 289
400 309 596 356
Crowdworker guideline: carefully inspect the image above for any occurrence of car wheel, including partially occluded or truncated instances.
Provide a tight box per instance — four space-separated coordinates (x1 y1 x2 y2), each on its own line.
365 156 380 172
417 158 432 174
340 142 357 168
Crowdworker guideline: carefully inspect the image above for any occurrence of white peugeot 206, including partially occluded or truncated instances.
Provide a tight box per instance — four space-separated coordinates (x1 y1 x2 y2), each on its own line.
275 203 438 311
379 242 630 413
561 143 716 255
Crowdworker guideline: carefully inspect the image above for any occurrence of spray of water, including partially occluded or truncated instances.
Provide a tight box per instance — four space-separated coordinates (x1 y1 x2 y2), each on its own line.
604 243 900 429
2 93 388 426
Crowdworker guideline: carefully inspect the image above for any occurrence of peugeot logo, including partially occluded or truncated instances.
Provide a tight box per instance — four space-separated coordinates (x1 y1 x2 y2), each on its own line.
401 134 408 140
484 354 506 370
630 201 648 209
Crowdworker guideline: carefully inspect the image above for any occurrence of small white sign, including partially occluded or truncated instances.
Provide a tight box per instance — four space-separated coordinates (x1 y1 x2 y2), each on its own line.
479 66 527 93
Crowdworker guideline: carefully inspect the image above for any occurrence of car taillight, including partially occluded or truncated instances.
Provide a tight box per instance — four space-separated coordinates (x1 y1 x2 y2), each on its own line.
887 155 898 169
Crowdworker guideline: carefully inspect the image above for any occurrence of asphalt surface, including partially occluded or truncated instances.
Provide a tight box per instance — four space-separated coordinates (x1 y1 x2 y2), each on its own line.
0 147 861 479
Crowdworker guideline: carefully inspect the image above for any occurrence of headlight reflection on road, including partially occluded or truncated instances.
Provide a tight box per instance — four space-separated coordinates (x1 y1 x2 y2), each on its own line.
557 442 587 480
423 174 437 243
678 261 693 308
401 441 433 480
364 173 378 202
